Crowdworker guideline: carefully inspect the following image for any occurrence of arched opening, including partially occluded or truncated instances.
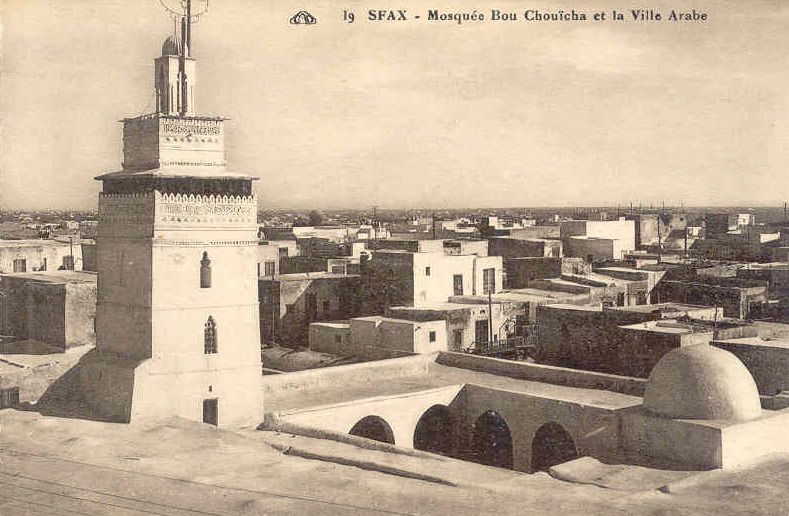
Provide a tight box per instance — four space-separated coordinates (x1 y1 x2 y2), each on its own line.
349 416 395 445
531 422 578 472
200 252 212 288
471 411 513 469
413 405 456 457
204 316 217 354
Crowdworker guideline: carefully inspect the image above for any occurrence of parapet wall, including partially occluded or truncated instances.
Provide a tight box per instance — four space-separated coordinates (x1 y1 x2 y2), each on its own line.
261 354 432 395
435 351 647 396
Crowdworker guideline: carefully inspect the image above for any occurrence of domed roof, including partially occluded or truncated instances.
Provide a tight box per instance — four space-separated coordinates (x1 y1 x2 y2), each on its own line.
161 35 183 56
643 344 761 422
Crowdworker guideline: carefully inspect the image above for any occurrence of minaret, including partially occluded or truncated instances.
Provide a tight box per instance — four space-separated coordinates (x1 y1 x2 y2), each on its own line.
155 33 196 116
85 3 263 428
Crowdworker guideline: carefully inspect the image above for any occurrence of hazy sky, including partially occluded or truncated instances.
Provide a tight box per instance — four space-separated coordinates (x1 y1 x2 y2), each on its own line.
2 0 788 210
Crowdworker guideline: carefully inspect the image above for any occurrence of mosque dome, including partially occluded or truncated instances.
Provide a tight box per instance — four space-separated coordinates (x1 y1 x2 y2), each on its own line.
161 35 183 56
643 344 762 422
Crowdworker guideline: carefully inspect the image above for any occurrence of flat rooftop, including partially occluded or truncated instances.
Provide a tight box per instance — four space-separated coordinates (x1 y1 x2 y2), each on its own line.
265 272 360 281
0 239 72 248
741 263 789 271
390 302 488 312
607 302 714 314
492 237 556 243
568 236 616 242
0 270 96 284
353 315 443 325
540 303 602 312
450 289 587 304
265 360 642 415
564 272 630 286
310 321 350 329
620 320 712 335
715 336 789 350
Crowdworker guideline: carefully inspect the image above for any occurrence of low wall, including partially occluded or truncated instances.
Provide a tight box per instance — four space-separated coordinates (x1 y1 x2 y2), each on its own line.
261 354 432 395
713 340 789 396
436 351 647 396
721 410 789 468
622 409 722 470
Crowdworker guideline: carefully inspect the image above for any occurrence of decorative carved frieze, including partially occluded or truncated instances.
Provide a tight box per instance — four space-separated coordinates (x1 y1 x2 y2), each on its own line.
155 192 257 226
151 239 260 247
98 191 258 232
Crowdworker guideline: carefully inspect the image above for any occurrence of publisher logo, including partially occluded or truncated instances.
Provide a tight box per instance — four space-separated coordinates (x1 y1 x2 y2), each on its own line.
290 11 317 25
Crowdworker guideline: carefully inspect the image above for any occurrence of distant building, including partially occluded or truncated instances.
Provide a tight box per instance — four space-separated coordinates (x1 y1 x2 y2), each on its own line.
706 212 755 237
81 240 97 272
359 250 503 314
653 276 769 319
624 213 688 248
560 220 635 261
737 263 789 298
256 243 280 277
259 272 361 348
388 301 504 352
310 316 446 359
713 334 789 396
0 239 82 273
535 302 743 376
507 226 561 240
488 237 562 259
368 238 488 256
502 257 589 289
531 267 663 308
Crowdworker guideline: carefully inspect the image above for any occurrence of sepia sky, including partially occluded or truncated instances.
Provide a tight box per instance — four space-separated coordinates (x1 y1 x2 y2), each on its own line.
2 0 788 210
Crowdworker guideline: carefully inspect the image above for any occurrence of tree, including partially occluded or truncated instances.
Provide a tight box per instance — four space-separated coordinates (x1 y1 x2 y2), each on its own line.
308 210 324 226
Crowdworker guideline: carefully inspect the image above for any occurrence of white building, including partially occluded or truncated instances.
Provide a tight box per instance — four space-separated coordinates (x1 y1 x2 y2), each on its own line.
560 219 636 261
0 239 82 273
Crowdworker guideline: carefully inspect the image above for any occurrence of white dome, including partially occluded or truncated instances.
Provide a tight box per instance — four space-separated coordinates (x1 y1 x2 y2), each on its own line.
161 35 183 56
643 344 762 422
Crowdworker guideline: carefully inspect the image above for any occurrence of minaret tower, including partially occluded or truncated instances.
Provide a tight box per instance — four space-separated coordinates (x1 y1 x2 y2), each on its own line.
85 0 263 428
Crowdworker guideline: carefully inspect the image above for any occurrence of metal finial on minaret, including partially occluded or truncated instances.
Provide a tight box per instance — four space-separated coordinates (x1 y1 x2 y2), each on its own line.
158 0 209 116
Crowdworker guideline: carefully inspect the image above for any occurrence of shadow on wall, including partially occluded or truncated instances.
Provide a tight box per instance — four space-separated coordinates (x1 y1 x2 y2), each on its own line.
20 348 136 424
0 337 64 356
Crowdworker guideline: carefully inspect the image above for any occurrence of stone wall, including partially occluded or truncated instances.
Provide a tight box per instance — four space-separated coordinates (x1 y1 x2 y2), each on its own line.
489 238 553 259
536 305 664 375
0 273 96 349
260 275 361 348
713 339 789 395
504 257 561 288
653 280 769 318
358 252 415 314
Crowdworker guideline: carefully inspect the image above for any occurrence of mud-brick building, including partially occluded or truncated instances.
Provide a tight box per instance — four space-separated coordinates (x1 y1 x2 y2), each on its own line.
488 237 562 259
652 276 769 319
358 250 503 315
534 302 751 377
0 271 97 349
259 272 361 348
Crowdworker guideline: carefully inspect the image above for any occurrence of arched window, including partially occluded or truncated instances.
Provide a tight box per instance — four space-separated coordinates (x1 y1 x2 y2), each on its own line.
200 252 212 288
204 316 217 354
